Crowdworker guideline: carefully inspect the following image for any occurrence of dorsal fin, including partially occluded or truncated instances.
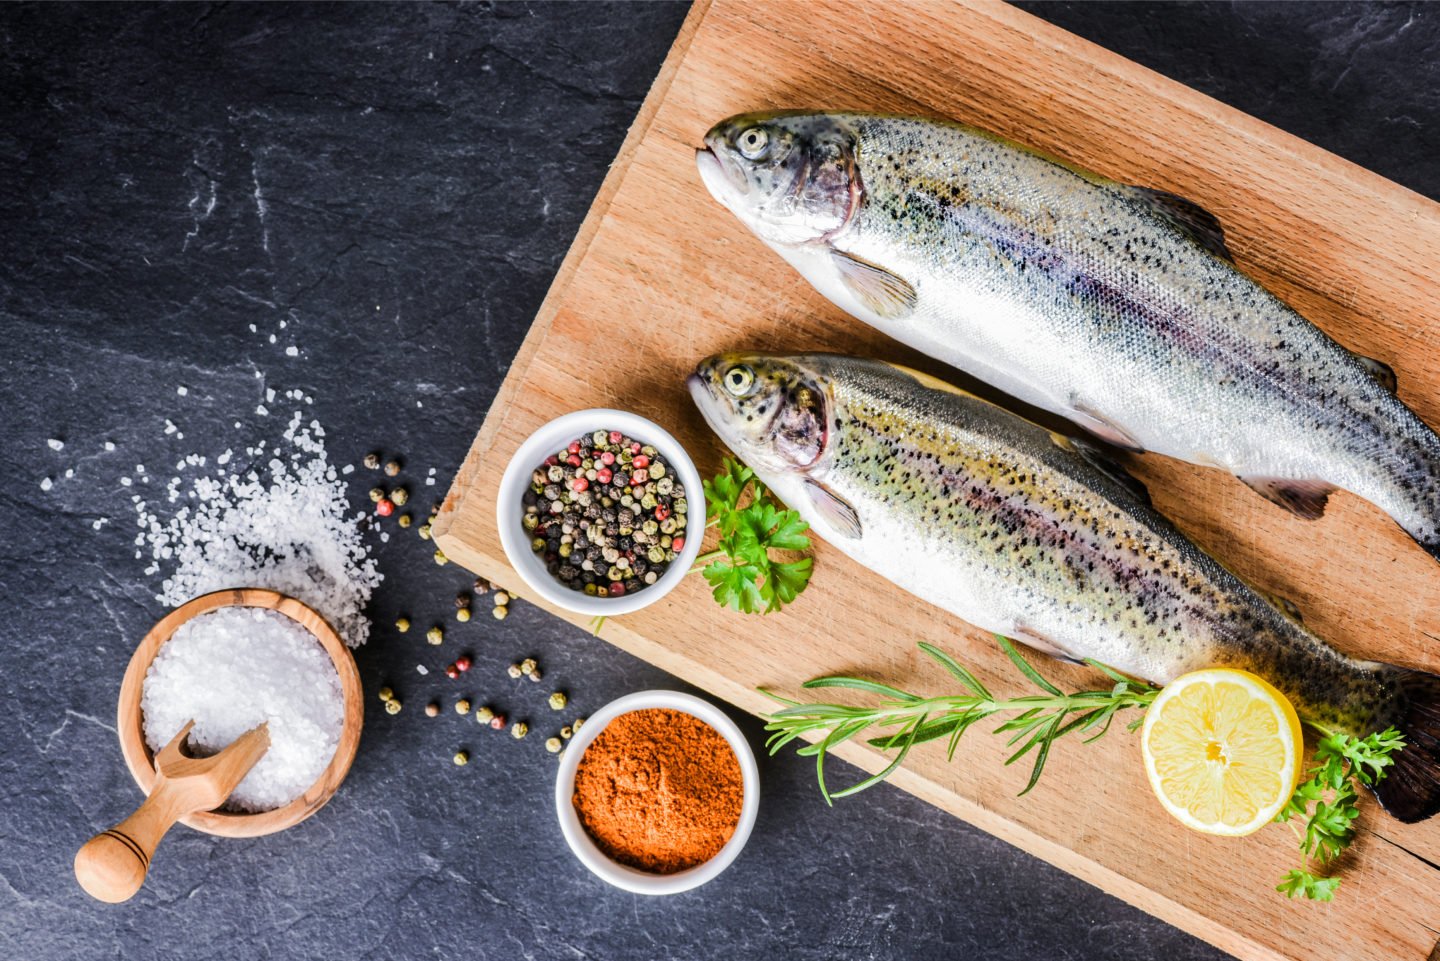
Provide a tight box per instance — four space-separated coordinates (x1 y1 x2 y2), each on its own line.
1129 186 1232 262
1057 434 1151 507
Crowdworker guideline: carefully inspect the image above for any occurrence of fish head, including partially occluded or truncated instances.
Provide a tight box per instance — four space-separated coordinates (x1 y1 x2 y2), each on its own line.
697 112 860 247
688 351 832 474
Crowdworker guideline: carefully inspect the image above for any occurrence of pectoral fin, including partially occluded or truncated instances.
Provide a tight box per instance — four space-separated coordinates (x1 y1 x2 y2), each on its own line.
1129 186 1233 262
1010 622 1084 665
1354 353 1398 393
1239 476 1336 520
831 250 918 320
1060 434 1151 507
804 478 862 540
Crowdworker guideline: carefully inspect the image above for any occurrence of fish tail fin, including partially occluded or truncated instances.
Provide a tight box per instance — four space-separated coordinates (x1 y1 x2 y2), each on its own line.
1370 669 1440 823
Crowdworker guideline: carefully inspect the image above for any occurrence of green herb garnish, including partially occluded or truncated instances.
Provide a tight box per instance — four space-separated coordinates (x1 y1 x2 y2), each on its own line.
762 636 1159 802
696 457 813 614
1274 726 1405 901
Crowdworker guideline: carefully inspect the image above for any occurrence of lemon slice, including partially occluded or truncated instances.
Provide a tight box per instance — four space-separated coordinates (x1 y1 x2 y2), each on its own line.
1141 668 1304 837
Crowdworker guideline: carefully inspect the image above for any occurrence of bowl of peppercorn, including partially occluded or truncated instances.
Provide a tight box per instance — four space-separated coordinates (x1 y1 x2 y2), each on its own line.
496 409 705 616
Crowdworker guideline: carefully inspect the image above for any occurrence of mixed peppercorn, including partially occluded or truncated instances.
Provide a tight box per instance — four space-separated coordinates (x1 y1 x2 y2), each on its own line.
523 430 687 598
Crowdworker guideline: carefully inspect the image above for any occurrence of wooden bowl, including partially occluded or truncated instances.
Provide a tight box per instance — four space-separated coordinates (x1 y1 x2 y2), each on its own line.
116 588 363 838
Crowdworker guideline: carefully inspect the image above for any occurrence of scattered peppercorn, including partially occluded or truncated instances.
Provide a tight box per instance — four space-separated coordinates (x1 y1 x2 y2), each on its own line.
384 699 402 715
475 705 495 724
545 737 562 753
520 658 537 676
507 663 523 679
398 513 412 528
572 717 585 733
364 452 381 470
384 459 401 477
368 487 385 503
489 713 507 730
493 591 510 607
492 605 508 621
444 663 460 679
528 668 543 683
560 725 573 740
395 617 410 632
426 626 443 645
453 750 468 766
511 721 529 740
548 691 568 711
418 523 432 541
375 498 395 517
456 608 471 623
425 702 440 717
473 577 491 595
378 686 395 702
455 654 472 672
390 487 409 507
434 550 449 566
455 698 471 715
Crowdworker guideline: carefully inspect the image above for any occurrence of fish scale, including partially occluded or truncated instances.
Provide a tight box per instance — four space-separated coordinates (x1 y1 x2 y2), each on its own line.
689 352 1440 822
697 111 1440 562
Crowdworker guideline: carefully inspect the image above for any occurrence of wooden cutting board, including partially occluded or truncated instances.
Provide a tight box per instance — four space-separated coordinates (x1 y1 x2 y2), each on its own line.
433 2 1440 958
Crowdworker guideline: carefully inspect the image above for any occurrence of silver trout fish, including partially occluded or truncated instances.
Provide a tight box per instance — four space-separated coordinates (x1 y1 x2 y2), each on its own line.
688 351 1440 822
696 111 1440 564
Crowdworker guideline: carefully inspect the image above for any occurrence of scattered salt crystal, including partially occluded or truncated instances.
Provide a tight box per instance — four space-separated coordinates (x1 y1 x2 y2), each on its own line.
256 405 268 416
248 323 257 333
416 400 423 408
47 438 64 451
427 467 437 476
235 421 243 429
341 464 354 475
177 386 188 396
164 420 177 435
268 334 277 344
425 477 435 486
279 319 287 329
266 388 275 403
120 477 132 487
380 532 389 543
40 477 52 491
136 464 146 473
104 441 116 452
92 518 109 530
416 664 428 675
285 346 298 357
65 468 74 478
142 607 343 812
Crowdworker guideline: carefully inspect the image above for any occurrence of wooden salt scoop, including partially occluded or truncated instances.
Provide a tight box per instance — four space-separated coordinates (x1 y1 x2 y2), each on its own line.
74 720 271 903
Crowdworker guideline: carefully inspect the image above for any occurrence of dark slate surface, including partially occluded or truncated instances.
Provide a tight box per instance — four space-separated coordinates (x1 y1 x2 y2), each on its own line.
3 3 1434 959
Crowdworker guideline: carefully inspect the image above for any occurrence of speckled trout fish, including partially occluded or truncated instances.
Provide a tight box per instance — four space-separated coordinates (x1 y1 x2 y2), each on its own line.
688 351 1440 822
696 111 1440 565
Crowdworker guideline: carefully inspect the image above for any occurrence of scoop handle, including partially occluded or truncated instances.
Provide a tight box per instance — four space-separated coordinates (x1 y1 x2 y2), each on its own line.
74 777 196 903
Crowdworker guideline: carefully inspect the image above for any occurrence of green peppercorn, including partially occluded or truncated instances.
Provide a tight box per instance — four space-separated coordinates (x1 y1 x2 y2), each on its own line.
378 686 394 702
492 605 508 621
364 452 381 470
368 487 385 503
545 737 562 754
560 725 573 740
456 608 471 623
572 717 585 733
433 549 448 566
548 691 567 711
530 537 545 552
397 513 412 528
494 592 510 607
592 430 607 445
649 462 665 479
453 750 468 766
395 617 410 632
419 523 433 540
426 626 443 646
475 705 495 724
511 721 528 740
384 459 401 477
520 658 537 676
384 699 402 715
390 487 409 506
455 698 471 715
583 583 598 596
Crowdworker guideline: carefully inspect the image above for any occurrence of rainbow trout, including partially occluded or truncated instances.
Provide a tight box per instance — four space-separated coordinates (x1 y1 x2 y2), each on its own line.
696 111 1440 565
688 351 1440 822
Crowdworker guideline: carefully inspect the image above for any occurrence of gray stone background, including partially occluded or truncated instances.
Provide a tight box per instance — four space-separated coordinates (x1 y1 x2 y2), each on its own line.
4 3 1435 959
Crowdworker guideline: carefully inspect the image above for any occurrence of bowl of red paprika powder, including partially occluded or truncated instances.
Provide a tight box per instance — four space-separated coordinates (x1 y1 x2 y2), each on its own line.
555 690 760 894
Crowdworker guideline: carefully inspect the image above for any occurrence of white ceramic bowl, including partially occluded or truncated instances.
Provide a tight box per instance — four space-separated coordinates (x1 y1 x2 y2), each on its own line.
496 409 705 616
555 690 760 895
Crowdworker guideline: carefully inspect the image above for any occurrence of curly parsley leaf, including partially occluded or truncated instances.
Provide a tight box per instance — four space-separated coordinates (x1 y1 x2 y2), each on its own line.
700 457 813 614
1276 870 1340 902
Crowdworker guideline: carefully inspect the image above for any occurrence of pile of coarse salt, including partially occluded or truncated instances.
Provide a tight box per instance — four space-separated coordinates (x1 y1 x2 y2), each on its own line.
142 606 343 812
135 412 380 646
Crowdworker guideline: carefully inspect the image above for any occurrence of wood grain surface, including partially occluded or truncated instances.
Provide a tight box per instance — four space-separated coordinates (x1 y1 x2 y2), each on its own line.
433 3 1440 958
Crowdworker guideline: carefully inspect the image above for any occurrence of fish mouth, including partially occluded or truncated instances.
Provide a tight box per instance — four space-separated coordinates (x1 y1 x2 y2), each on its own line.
686 370 734 450
695 146 748 204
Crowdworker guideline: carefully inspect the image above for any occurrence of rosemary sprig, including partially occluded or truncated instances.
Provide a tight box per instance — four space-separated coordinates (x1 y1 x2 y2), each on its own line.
762 636 1160 804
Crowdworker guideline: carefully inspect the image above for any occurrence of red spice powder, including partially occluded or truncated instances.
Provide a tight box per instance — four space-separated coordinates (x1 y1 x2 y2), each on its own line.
572 707 744 874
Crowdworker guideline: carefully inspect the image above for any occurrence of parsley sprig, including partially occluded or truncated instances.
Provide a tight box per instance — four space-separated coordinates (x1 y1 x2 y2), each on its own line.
697 457 813 614
1274 726 1405 901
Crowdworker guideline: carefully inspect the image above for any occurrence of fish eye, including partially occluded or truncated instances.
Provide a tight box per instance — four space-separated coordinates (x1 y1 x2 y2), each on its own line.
736 126 769 160
723 365 755 396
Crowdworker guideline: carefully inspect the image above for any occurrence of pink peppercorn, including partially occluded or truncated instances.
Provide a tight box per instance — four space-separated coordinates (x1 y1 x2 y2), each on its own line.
609 431 622 444
609 582 625 596
375 499 395 517
596 467 612 484
600 451 615 466
566 454 581 467
654 504 670 521
672 536 685 552
632 455 650 469
544 454 558 467
630 442 641 454
456 655 472 672
490 713 507 730
444 663 460 679
568 440 581 454
571 477 589 492
631 468 648 485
